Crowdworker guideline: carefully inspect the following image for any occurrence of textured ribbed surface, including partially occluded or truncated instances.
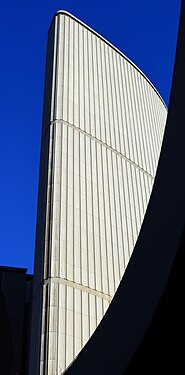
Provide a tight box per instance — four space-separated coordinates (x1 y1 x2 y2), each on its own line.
29 12 167 375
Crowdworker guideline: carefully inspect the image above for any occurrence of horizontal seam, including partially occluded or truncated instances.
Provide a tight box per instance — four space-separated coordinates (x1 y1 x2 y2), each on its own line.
48 119 155 179
43 277 112 301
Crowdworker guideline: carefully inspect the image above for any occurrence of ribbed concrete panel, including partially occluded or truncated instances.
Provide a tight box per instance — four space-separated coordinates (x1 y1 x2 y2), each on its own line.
29 11 167 375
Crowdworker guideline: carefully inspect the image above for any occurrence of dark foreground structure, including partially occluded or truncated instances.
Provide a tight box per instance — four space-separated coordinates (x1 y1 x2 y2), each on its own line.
0 266 33 375
65 2 185 373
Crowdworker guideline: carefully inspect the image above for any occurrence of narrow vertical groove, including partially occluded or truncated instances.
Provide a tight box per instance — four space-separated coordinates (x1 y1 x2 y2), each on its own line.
84 131 91 341
130 67 142 168
140 78 153 173
115 155 126 271
72 16 75 128
119 58 131 160
84 137 89 287
110 152 121 281
97 39 105 143
124 61 135 162
100 145 110 295
129 65 137 163
91 33 96 138
105 148 116 293
150 92 159 154
56 123 63 373
134 71 147 171
147 88 158 171
106 46 115 149
142 172 148 212
48 124 55 279
55 17 61 374
138 74 152 174
72 128 75 363
128 65 140 167
103 43 112 148
129 163 139 239
99 40 107 145
112 51 121 153
92 141 100 291
152 91 163 155
120 158 132 262
125 160 135 253
145 82 158 172
132 68 144 169
45 121 56 374
152 92 161 151
85 29 90 135
108 48 118 151
65 125 69 280
95 37 102 141
83 27 87 133
138 73 151 173
79 24 85 131
95 142 103 292
87 294 91 342
80 290 83 348
139 170 145 219
115 54 126 159
133 165 142 228
87 30 92 136
53 17 59 121
79 133 82 292
89 138 96 291
142 79 155 175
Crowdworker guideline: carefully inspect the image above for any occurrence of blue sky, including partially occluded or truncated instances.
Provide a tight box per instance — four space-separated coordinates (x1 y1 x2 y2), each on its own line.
0 1 181 273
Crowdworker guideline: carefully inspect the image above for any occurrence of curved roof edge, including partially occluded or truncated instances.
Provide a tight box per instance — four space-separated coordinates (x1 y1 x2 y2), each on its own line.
49 10 167 110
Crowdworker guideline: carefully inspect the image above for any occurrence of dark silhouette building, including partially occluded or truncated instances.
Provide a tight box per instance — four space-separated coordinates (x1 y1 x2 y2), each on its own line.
0 266 33 375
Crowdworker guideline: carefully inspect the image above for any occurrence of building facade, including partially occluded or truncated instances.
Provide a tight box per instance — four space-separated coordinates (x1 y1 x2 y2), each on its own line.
29 11 167 374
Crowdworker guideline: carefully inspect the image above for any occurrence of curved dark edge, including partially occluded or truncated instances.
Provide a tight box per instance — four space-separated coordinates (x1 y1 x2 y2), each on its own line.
49 10 167 109
65 1 185 373
124 221 185 373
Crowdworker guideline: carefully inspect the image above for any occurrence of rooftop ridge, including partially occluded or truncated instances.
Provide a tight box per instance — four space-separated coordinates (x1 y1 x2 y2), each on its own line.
48 10 167 110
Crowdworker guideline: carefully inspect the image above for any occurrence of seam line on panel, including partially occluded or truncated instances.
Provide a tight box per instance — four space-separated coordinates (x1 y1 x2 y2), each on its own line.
146 84 158 168
43 277 112 301
132 68 145 170
95 36 101 140
99 39 106 144
55 16 60 374
112 153 122 279
128 64 140 172
103 43 111 147
88 138 96 292
115 154 126 271
62 17 67 371
105 148 116 293
141 76 153 174
84 136 91 339
145 80 156 174
100 141 110 296
120 158 131 266
91 33 97 138
49 119 155 179
125 62 135 169
95 142 104 294
134 72 146 172
110 152 121 282
112 51 121 155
